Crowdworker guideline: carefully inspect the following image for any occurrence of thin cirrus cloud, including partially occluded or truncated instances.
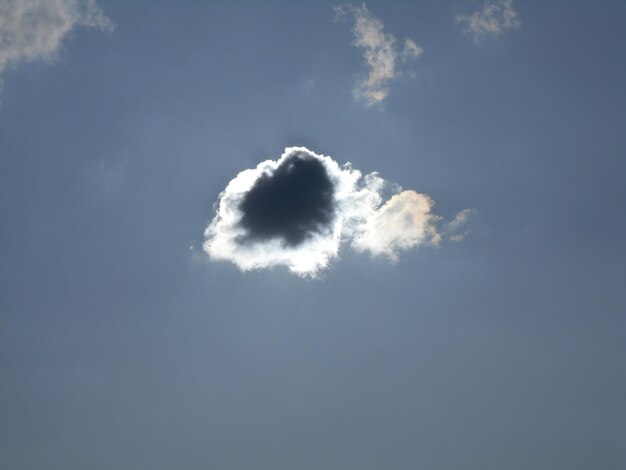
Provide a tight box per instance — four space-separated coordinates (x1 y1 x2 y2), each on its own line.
456 0 520 43
334 3 422 107
0 0 113 83
203 147 465 278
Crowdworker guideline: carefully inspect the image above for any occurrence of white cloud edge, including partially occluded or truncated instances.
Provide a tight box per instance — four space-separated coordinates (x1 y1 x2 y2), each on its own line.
203 147 462 278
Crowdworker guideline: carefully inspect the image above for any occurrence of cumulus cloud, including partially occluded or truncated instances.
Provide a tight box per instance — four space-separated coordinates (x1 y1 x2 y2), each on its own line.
203 147 447 277
0 0 112 80
335 4 422 107
456 0 520 43
352 191 441 259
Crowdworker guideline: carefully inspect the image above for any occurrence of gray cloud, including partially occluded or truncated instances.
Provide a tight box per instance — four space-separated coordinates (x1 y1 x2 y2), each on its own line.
456 0 520 43
334 4 422 107
237 152 336 247
203 147 452 277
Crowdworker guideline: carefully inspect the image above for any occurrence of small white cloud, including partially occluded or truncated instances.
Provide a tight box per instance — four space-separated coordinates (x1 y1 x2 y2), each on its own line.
335 4 423 107
351 190 441 260
203 147 457 278
0 0 112 78
444 208 475 242
402 38 423 61
456 0 520 43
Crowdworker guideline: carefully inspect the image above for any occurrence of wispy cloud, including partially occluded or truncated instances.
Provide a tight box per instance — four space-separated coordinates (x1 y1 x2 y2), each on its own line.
0 0 112 82
203 147 455 277
335 4 422 107
444 208 475 242
456 0 520 43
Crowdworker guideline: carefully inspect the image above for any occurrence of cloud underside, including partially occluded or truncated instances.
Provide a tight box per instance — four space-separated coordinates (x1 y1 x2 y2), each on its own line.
335 4 422 107
204 147 444 277
0 0 112 76
456 0 520 42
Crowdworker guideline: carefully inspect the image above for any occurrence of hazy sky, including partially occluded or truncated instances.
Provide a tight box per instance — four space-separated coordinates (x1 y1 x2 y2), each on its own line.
1 1 625 469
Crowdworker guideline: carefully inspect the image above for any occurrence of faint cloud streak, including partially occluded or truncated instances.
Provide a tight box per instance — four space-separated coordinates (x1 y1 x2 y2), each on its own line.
456 0 520 43
444 208 475 242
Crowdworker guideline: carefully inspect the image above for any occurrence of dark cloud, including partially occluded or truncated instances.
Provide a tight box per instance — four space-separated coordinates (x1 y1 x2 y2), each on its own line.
237 151 336 246
204 147 452 276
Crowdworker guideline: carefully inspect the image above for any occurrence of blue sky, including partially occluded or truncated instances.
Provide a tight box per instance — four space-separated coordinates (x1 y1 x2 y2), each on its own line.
0 1 625 469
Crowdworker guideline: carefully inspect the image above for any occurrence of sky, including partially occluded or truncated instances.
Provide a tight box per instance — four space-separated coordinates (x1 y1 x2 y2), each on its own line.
0 0 625 469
